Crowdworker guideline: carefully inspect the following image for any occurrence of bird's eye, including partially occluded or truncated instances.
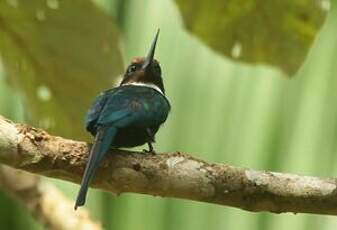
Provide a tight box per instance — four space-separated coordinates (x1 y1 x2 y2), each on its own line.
128 65 137 73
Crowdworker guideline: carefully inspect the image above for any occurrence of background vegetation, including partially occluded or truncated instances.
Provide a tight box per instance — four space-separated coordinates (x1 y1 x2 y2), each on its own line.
0 0 336 229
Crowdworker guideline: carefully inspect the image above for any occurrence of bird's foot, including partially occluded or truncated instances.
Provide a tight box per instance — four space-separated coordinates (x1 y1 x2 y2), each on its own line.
142 148 156 155
143 142 156 155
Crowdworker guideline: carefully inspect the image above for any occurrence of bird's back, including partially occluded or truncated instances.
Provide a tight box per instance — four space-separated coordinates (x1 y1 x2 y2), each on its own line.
85 85 170 146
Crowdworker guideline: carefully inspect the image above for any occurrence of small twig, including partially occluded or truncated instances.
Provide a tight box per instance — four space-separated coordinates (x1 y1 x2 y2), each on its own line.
0 115 337 216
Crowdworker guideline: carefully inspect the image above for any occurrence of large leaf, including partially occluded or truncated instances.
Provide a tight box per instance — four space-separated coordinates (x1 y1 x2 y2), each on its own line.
0 0 123 139
174 0 329 76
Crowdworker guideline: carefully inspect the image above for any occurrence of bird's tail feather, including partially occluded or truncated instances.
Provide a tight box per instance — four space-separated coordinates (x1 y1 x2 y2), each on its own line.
74 127 117 210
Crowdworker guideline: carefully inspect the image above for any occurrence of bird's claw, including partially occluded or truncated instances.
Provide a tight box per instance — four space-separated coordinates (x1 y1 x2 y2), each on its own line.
142 148 156 155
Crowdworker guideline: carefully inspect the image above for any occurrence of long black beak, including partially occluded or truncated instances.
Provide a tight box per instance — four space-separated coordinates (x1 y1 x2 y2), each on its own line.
142 29 160 71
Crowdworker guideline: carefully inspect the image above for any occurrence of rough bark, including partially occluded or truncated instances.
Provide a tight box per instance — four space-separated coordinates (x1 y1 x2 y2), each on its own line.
0 115 337 216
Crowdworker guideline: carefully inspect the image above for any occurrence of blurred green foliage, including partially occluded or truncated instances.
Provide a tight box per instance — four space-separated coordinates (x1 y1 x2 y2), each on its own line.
175 0 328 76
0 0 123 140
0 0 337 230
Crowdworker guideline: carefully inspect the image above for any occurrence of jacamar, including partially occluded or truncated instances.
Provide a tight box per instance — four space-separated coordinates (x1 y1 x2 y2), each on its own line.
74 30 170 209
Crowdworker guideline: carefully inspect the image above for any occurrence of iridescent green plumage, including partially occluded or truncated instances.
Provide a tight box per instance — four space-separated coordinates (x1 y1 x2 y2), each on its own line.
86 85 170 147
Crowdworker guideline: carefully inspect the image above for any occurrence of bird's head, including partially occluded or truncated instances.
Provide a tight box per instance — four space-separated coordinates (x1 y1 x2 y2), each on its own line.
120 30 165 94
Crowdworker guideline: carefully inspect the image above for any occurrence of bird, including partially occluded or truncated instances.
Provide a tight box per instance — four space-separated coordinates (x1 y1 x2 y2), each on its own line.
74 30 170 210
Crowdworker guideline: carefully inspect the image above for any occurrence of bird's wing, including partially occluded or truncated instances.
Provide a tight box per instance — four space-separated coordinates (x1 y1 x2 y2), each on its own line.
97 86 170 128
85 89 117 134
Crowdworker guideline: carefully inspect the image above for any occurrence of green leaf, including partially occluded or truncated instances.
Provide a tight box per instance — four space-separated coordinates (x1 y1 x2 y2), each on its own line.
0 0 123 139
174 0 329 76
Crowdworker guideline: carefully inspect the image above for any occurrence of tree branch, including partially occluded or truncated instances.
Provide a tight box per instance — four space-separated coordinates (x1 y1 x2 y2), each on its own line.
0 166 102 230
0 115 337 216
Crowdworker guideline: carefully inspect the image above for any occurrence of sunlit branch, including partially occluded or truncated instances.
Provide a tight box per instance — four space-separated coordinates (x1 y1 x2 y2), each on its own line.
0 115 337 216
